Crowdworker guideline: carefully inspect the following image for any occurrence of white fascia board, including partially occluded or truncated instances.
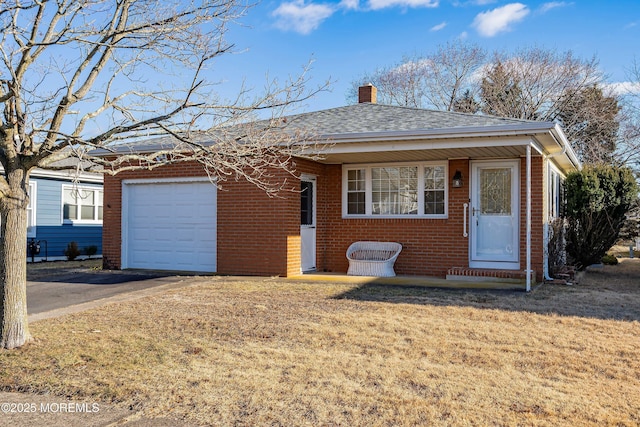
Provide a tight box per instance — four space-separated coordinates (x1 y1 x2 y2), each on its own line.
311 122 584 172
0 165 103 183
317 122 556 145
318 135 534 156
29 168 104 184
550 123 582 171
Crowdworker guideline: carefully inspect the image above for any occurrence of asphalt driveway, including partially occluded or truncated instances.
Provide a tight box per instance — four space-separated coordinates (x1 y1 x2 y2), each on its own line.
26 263 196 321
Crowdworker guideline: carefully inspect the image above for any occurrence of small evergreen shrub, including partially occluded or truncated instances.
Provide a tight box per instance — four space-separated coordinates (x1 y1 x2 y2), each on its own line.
601 254 618 265
564 165 638 270
64 241 81 261
84 245 98 259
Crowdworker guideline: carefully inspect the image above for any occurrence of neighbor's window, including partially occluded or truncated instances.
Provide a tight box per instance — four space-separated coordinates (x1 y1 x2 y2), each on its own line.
343 162 447 218
63 186 103 222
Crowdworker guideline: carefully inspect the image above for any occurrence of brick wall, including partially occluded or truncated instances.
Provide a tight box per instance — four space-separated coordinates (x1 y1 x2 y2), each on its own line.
316 157 545 281
103 159 326 277
214 158 325 276
317 159 471 278
522 156 545 281
103 156 546 281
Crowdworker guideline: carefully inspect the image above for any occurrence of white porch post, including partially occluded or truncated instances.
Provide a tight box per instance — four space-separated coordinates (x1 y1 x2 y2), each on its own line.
526 145 532 292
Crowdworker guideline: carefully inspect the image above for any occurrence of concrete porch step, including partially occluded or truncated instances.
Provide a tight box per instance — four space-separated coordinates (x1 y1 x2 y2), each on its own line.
290 272 527 290
446 267 534 284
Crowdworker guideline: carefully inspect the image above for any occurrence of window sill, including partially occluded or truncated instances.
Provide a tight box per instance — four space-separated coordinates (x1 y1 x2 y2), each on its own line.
342 215 448 220
63 220 103 225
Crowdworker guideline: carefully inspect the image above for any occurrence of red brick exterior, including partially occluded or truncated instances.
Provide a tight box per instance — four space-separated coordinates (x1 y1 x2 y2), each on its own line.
316 157 544 281
103 156 545 281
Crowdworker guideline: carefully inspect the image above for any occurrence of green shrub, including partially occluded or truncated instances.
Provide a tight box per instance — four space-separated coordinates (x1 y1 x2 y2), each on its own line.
564 165 638 270
601 253 618 265
64 241 81 261
84 245 98 259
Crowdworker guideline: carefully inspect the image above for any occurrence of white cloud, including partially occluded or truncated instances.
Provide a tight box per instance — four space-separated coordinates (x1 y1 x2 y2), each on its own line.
272 0 336 34
451 0 497 5
472 3 530 37
607 81 640 96
430 21 447 31
272 0 438 34
539 1 571 14
340 0 360 9
367 0 438 11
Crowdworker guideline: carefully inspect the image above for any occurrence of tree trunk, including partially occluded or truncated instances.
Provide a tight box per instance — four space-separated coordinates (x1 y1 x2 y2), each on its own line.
0 168 31 349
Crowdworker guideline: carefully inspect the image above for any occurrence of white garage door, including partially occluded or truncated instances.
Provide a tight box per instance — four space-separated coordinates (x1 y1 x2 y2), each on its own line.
123 179 217 272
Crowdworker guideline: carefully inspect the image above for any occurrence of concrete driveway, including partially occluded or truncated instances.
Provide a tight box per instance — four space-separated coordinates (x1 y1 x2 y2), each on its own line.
27 266 196 321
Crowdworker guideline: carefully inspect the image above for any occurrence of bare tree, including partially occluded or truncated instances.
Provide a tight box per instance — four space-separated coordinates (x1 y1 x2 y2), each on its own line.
615 58 640 171
348 41 485 110
557 84 621 164
479 47 602 121
349 55 429 107
0 0 327 349
422 41 486 111
480 60 525 118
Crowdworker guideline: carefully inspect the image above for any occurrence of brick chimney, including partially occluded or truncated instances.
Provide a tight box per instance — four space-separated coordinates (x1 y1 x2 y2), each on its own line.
358 83 377 104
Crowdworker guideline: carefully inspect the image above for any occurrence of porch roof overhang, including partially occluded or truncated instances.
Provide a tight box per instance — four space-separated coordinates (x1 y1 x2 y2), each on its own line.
311 122 581 174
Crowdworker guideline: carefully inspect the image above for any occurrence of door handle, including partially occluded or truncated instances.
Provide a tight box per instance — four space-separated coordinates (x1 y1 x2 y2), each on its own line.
463 203 468 238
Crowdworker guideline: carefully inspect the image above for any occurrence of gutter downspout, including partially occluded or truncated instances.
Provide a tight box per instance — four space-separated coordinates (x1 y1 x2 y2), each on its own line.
526 145 532 292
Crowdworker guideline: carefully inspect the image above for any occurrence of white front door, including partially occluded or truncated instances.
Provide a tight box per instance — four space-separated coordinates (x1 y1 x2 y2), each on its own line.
470 160 519 270
300 176 316 272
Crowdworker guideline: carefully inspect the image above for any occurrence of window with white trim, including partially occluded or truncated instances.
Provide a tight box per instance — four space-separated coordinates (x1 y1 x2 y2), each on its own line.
424 165 446 215
347 169 366 215
343 162 448 218
63 186 103 223
548 168 561 219
372 166 418 215
27 182 36 238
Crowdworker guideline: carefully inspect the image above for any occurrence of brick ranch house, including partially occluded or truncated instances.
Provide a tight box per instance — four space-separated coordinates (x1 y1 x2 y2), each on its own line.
101 85 580 290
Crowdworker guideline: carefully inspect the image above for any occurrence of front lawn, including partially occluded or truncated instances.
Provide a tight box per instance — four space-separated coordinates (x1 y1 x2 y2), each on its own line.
3 259 640 425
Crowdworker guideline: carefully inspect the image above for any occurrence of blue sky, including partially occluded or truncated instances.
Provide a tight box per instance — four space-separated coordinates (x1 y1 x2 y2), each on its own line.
210 1 640 112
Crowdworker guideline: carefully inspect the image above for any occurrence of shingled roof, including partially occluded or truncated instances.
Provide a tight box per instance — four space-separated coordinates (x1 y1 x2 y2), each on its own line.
101 102 542 153
93 94 583 173
279 102 535 136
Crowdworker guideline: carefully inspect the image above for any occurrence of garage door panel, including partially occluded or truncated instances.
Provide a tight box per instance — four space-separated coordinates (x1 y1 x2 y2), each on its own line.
124 181 217 272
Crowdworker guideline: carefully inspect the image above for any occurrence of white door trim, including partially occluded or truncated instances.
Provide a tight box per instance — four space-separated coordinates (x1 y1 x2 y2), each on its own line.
470 160 520 270
300 175 317 273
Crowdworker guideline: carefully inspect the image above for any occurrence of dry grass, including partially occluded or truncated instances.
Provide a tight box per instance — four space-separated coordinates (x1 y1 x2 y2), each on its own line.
3 260 640 426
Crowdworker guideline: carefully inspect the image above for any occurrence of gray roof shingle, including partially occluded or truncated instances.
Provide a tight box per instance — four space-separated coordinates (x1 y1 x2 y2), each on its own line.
281 103 536 135
98 102 547 153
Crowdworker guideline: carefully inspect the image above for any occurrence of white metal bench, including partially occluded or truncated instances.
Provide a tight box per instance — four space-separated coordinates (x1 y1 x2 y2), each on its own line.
346 241 403 277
